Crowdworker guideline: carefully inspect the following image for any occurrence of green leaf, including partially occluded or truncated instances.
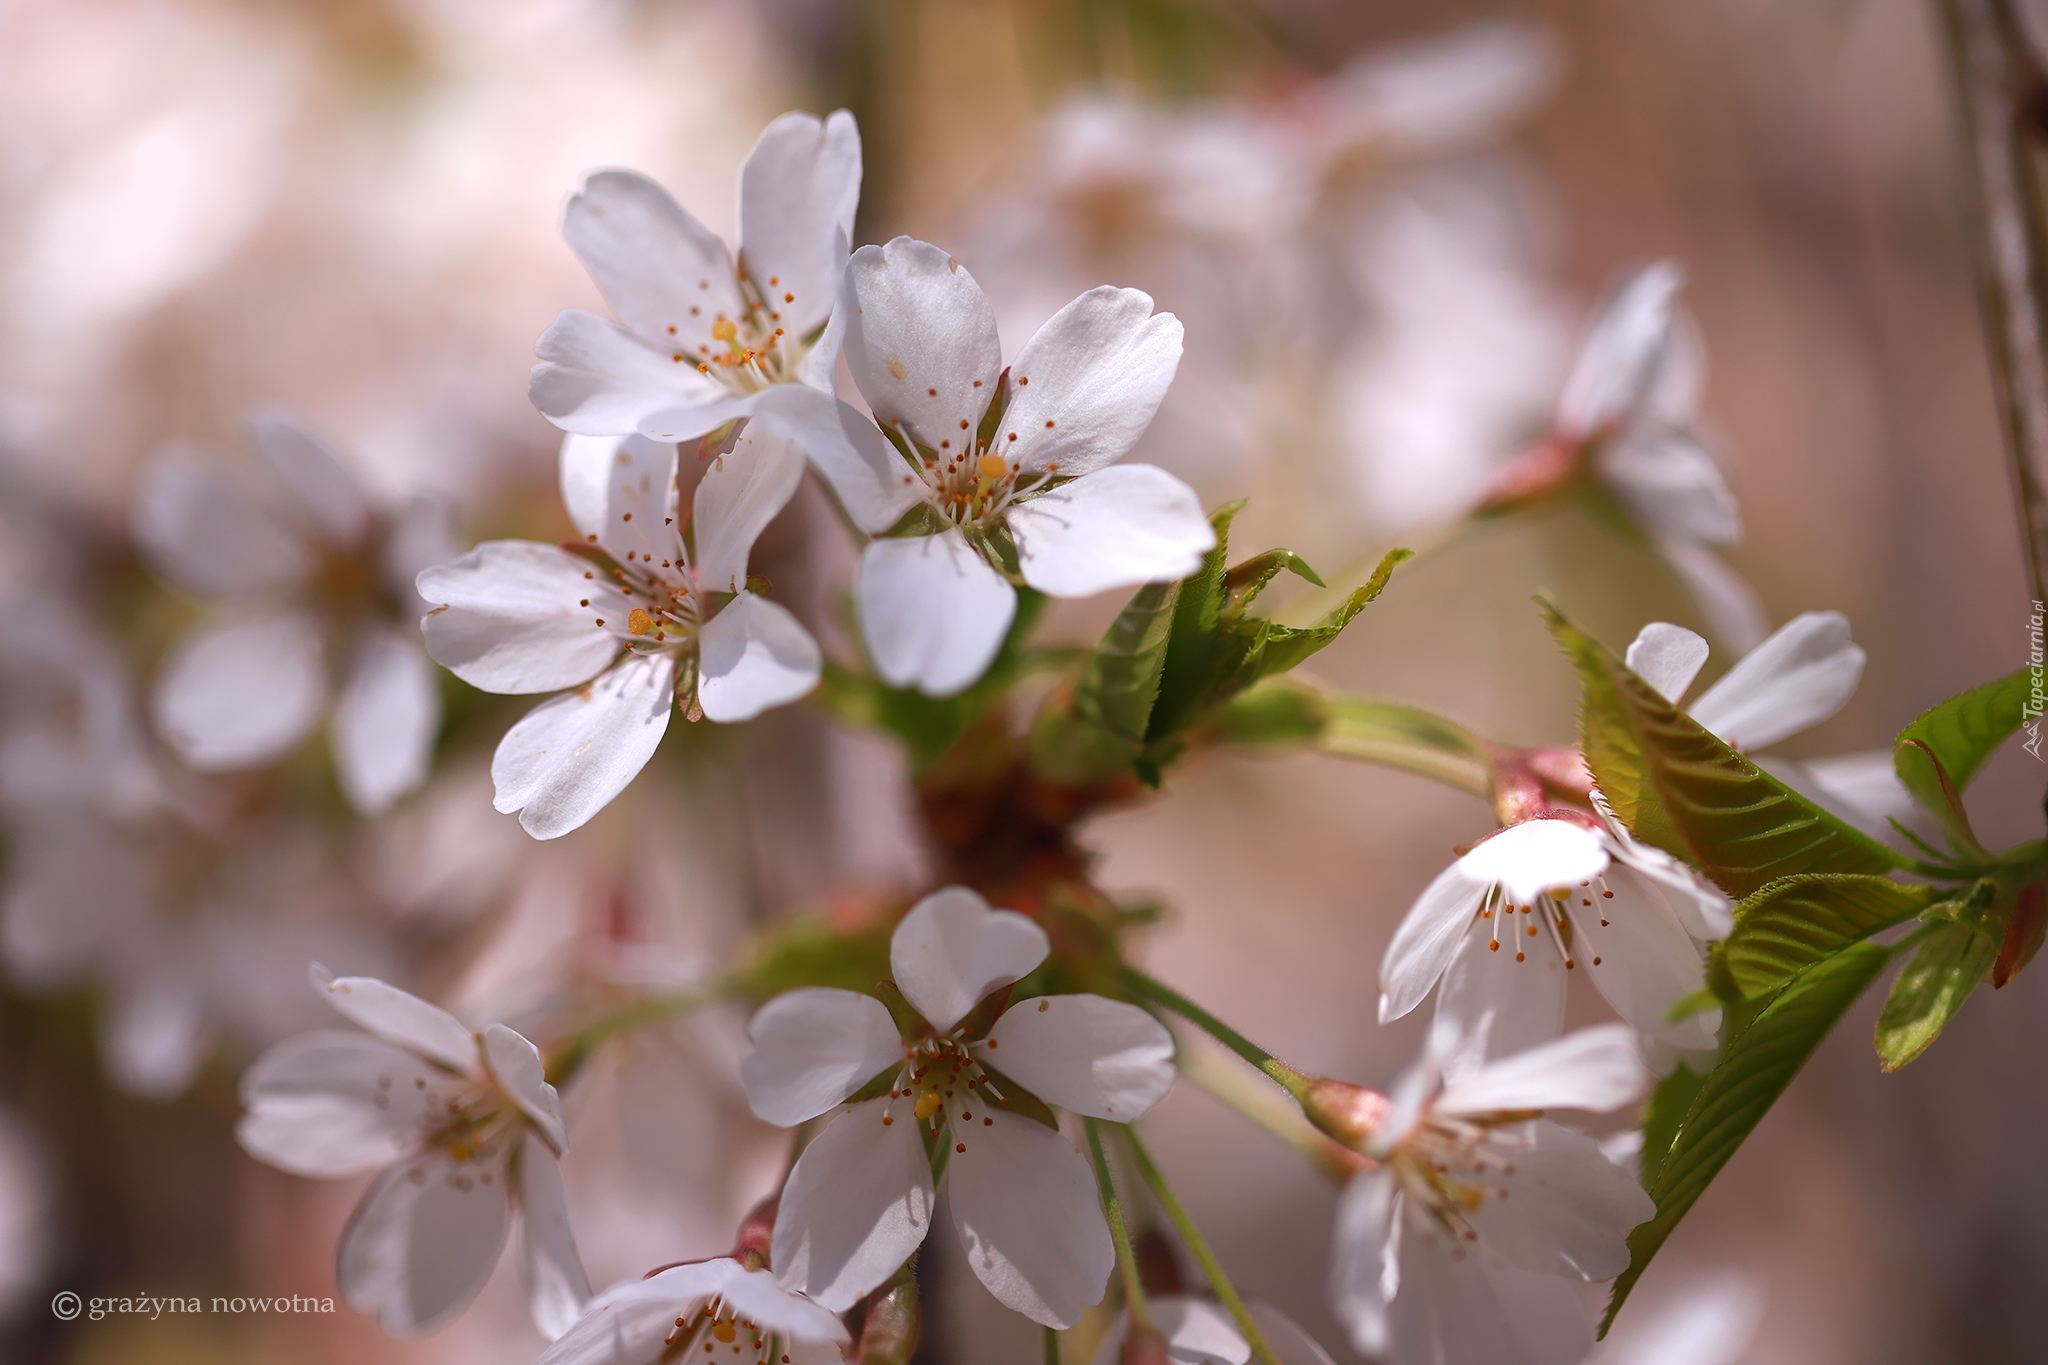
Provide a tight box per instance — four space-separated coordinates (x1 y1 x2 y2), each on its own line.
1602 938 1901 1335
1031 577 1180 783
1893 668 2034 807
1203 678 1493 795
1546 602 1906 897
1710 874 1946 1001
1251 549 1410 681
1636 1060 1706 1190
1874 921 1997 1071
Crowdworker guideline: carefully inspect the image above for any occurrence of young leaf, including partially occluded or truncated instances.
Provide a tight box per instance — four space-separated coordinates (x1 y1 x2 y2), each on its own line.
1031 577 1179 782
1601 938 1901 1335
1636 1060 1706 1190
1892 669 2033 818
1710 874 1946 1001
1546 602 1906 897
1874 921 1997 1072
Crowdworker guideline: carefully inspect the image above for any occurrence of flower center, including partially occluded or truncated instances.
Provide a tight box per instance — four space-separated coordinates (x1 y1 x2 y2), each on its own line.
1476 876 1615 969
875 1037 1012 1155
1390 1119 1515 1249
403 1072 524 1184
673 272 810 395
659 1297 792 1364
896 394 1061 528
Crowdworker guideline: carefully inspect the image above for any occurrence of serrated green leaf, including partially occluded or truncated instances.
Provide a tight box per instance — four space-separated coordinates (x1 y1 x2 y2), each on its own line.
1874 921 1997 1072
1602 938 1900 1335
1894 668 2034 803
1546 602 1907 897
1031 578 1180 783
1253 549 1411 681
1636 1061 1706 1190
1710 874 1946 1000
1146 501 1251 741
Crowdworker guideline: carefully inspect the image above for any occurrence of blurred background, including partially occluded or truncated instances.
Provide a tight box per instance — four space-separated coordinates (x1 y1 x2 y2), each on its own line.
0 1 2037 1363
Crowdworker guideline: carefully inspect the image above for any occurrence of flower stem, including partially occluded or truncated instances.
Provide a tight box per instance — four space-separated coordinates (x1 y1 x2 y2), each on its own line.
1176 1033 1363 1182
1044 1325 1060 1365
1120 1126 1284 1365
1084 1118 1152 1335
1123 969 1311 1104
544 979 736 1087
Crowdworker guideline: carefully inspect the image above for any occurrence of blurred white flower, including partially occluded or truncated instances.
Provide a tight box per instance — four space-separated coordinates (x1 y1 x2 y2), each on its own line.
536 1257 847 1365
135 414 452 814
0 1108 50 1323
741 885 1176 1327
1589 1271 1764 1365
531 111 859 443
789 236 1212 696
1380 815 1730 1072
1330 1025 1654 1365
239 967 591 1339
1091 1297 1337 1365
419 426 820 840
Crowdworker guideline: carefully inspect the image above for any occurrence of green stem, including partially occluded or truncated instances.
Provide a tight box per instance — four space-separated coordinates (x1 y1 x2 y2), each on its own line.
544 979 736 1087
1084 1118 1151 1335
1044 1325 1060 1365
1121 1127 1284 1365
1176 1033 1361 1181
1124 969 1311 1104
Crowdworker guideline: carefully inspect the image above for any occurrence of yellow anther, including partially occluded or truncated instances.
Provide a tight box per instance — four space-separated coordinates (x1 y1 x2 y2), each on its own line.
712 1322 737 1343
976 453 1007 481
711 319 738 343
627 608 654 636
914 1091 943 1121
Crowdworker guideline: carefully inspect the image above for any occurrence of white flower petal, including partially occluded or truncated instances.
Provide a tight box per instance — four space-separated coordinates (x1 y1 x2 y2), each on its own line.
1246 1303 1338 1365
1556 261 1685 438
979 994 1174 1120
1329 1171 1399 1359
103 965 210 1099
1623 622 1710 705
1430 914 1567 1079
558 432 682 566
842 237 1003 452
1379 862 1488 1024
337 1146 511 1337
517 1133 591 1342
1436 1023 1647 1117
737 110 861 341
946 1108 1111 1329
418 540 629 694
772 1097 935 1311
697 593 822 723
1601 827 1733 942
382 493 459 611
1383 1209 1593 1365
692 424 807 592
151 611 327 770
1686 611 1864 752
544 1261 847 1365
490 651 676 840
247 412 371 545
752 387 923 534
1579 865 1722 1053
1093 1298 1249 1365
133 446 309 598
531 309 746 440
889 886 1049 1034
714 1259 854 1343
562 169 741 352
237 1030 456 1177
997 287 1183 478
1466 1119 1656 1280
857 530 1016 698
740 987 904 1127
1010 465 1214 598
483 1023 570 1154
311 964 478 1071
1655 538 1767 653
1599 429 1739 547
1459 820 1610 903
331 626 441 816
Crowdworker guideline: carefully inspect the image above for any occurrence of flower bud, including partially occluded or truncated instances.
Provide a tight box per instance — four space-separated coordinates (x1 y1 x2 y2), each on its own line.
730 1194 778 1271
1120 1322 1174 1365
853 1263 919 1365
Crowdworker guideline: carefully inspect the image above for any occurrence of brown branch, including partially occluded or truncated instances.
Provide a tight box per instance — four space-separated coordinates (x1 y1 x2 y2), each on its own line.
1939 0 2048 605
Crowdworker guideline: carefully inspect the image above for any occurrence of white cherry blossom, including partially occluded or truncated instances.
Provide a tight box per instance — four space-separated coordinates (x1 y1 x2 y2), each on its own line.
1091 1298 1337 1365
739 885 1176 1327
781 236 1215 696
1330 1025 1654 1365
1380 814 1731 1071
238 966 590 1339
530 111 859 444
418 427 820 839
536 1258 847 1365
133 415 452 814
